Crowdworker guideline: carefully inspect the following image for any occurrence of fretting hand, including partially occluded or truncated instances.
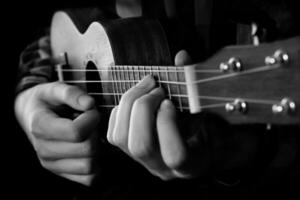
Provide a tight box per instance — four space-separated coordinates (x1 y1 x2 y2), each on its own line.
107 50 212 180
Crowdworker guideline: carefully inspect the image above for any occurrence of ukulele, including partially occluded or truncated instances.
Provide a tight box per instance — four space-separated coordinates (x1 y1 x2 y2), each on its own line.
51 10 300 125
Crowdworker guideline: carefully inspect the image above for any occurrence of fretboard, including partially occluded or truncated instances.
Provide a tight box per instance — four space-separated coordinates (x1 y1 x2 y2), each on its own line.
58 64 190 111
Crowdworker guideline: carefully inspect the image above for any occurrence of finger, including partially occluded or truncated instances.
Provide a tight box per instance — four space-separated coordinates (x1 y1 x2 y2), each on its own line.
31 108 99 142
35 134 97 160
106 106 118 144
175 50 192 66
38 82 95 111
72 108 101 141
157 99 189 177
128 88 171 176
40 158 95 175
111 75 156 150
59 173 95 186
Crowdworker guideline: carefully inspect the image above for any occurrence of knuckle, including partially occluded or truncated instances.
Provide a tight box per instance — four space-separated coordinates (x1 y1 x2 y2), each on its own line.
164 154 187 170
30 111 45 138
157 174 174 181
80 160 93 175
62 85 78 102
39 159 50 170
133 97 152 111
80 175 94 186
36 144 51 160
119 92 135 106
106 133 114 145
128 143 155 160
111 134 127 149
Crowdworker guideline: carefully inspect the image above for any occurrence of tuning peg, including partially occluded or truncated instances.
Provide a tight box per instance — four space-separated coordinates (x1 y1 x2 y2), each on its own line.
225 98 248 114
265 49 289 66
220 57 243 72
272 98 296 115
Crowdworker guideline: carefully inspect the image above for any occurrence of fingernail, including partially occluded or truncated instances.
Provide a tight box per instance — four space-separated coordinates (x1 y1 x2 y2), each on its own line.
161 99 174 109
137 75 155 88
78 95 94 109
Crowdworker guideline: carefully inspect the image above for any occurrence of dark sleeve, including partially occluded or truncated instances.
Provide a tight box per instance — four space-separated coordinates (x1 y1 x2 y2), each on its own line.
15 34 55 94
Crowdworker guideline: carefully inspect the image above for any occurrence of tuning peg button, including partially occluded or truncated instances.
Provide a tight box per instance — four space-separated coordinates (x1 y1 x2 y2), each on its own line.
272 98 296 115
265 49 289 66
225 99 248 114
220 57 242 72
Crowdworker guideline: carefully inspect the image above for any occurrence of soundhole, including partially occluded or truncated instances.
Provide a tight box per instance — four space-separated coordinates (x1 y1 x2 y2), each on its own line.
86 61 103 104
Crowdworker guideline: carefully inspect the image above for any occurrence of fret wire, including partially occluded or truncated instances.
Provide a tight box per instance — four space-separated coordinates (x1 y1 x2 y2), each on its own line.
117 65 124 99
125 66 130 91
175 67 183 111
137 65 142 82
113 65 119 103
149 66 153 76
156 66 162 87
110 66 117 105
164 66 172 100
116 66 122 103
117 65 122 95
143 65 146 78
133 65 140 83
130 66 135 87
120 66 126 93
133 66 138 86
115 66 121 104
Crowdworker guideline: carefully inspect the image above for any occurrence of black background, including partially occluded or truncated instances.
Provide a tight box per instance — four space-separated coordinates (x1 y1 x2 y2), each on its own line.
3 1 101 199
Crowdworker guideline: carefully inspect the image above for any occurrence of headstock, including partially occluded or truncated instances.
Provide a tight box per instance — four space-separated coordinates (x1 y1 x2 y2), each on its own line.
193 36 300 125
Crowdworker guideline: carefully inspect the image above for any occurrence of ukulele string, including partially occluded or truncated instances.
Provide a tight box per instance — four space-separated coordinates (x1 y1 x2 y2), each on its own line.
90 92 278 109
57 64 279 85
57 64 281 109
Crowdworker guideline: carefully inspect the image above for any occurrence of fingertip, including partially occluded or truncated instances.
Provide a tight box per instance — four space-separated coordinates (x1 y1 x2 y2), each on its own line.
160 99 175 111
137 75 156 88
78 95 95 110
175 50 192 66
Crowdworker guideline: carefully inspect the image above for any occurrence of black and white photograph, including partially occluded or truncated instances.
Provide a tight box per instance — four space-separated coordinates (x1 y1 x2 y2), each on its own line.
4 0 300 199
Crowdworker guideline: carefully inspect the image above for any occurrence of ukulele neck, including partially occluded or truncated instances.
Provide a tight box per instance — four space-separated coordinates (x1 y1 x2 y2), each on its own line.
56 59 199 112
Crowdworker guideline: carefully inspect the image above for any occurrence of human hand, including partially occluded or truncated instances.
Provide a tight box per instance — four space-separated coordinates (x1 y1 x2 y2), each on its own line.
107 50 211 180
14 82 101 186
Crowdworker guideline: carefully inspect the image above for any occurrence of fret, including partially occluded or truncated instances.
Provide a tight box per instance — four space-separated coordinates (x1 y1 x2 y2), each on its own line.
119 65 126 93
164 66 172 100
110 65 118 105
175 67 183 112
125 65 131 91
149 66 153 76
155 66 162 87
133 66 140 82
116 65 122 101
129 66 135 87
142 65 147 78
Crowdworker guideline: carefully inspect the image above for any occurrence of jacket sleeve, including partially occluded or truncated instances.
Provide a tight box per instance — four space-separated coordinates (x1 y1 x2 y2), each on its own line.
15 34 55 95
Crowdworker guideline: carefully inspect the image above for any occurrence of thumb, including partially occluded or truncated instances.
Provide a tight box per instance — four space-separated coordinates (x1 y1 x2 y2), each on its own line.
38 82 95 111
175 50 192 66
